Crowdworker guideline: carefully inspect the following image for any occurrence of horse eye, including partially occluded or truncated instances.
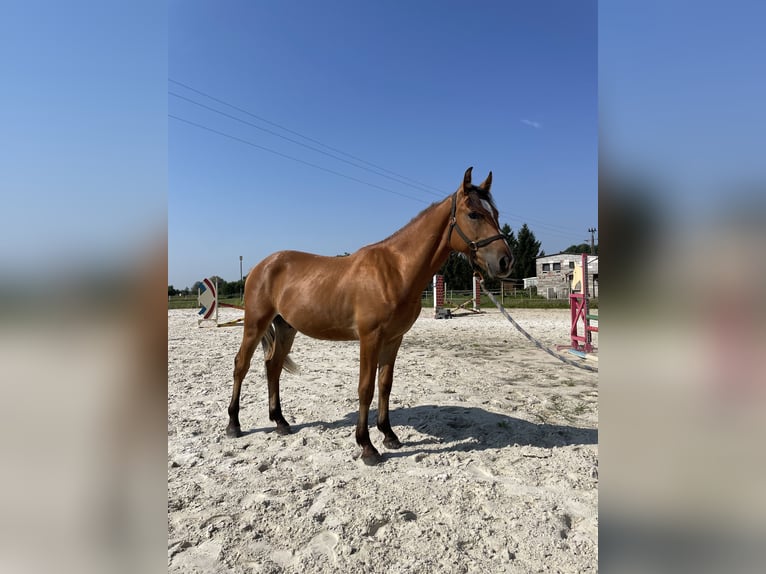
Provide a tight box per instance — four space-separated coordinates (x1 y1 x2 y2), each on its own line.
468 212 482 220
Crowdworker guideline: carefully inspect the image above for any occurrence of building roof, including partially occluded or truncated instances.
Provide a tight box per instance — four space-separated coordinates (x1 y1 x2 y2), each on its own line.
536 251 597 261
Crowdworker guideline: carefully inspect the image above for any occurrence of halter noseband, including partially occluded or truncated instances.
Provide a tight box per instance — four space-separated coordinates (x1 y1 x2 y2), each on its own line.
447 191 508 258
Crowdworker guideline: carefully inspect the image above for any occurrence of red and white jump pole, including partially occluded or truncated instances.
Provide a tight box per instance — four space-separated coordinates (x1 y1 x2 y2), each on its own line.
433 274 451 319
472 276 481 311
568 253 598 352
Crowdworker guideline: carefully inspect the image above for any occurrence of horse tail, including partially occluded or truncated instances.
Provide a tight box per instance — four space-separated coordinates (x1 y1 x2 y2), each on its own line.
260 324 277 360
282 355 300 375
261 315 300 374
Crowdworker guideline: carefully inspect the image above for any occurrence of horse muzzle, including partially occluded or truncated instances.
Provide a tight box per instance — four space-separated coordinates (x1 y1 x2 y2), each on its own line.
479 250 514 280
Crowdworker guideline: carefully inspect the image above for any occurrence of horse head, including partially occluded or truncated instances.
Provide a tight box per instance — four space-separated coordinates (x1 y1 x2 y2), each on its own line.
448 167 514 279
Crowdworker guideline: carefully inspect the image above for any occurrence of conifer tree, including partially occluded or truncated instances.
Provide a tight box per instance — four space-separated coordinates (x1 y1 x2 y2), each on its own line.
513 223 542 280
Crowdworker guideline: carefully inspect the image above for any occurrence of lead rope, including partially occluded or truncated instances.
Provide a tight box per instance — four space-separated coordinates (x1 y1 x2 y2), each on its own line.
478 277 598 373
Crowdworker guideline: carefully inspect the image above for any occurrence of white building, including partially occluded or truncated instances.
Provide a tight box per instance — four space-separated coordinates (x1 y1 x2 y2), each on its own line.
535 253 598 299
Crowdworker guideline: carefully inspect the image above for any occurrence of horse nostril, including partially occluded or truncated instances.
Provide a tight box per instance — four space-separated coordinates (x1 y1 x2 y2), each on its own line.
499 257 509 273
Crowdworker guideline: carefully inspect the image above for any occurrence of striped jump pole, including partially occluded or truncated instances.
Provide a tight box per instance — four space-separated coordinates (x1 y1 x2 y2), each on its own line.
433 274 450 319
473 276 481 311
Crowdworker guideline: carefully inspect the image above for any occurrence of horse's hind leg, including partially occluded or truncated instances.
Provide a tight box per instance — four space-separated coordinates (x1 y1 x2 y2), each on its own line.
227 313 274 438
264 315 297 435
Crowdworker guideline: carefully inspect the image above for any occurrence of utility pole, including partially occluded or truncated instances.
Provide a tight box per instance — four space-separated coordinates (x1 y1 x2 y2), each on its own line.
587 227 597 255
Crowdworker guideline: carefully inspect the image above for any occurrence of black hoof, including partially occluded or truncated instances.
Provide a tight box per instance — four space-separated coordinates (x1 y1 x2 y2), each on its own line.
383 437 403 449
275 423 292 436
226 424 242 438
360 448 383 466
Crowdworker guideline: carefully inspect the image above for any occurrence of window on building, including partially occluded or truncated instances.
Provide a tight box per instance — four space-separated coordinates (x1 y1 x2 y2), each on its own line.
553 262 561 271
542 263 550 272
569 261 575 269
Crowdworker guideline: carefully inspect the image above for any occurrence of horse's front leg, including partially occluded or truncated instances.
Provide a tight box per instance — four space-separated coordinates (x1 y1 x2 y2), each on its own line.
356 335 383 465
377 336 403 449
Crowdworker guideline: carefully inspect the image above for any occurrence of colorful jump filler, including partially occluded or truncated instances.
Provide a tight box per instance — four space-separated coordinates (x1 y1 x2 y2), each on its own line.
198 277 218 325
197 277 245 327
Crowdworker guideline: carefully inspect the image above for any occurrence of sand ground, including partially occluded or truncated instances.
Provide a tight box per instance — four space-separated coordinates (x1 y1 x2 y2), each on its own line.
168 307 598 573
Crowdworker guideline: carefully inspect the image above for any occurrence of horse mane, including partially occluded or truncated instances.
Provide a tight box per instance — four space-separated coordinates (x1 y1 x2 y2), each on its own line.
374 199 444 245
374 187 498 248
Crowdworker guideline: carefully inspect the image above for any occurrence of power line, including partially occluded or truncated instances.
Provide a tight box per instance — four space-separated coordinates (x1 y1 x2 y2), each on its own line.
169 90 445 199
498 212 590 237
490 205 592 239
169 114 430 204
169 113 585 243
169 78 446 196
169 79 590 243
502 220 592 245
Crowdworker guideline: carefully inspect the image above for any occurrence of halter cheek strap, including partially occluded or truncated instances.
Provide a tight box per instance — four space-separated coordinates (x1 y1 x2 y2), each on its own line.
447 192 508 255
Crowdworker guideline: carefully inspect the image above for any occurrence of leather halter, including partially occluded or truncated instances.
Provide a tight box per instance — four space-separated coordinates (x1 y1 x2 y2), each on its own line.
447 191 508 257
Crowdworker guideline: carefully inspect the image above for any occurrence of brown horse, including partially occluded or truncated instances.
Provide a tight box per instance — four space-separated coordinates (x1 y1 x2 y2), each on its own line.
227 167 513 464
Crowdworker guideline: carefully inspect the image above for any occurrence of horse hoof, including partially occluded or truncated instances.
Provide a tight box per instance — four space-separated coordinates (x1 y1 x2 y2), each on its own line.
383 437 402 449
275 424 292 436
360 448 383 466
226 425 242 438
362 454 382 466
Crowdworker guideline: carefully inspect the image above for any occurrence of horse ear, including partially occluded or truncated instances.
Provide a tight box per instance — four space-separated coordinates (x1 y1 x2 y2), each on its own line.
462 167 473 193
478 171 492 192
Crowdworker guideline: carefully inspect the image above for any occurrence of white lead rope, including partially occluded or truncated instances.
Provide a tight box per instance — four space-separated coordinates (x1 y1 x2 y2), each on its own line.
478 279 599 373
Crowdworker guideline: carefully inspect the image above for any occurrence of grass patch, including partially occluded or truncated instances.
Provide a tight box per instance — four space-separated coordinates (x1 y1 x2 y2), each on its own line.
422 296 580 310
168 296 243 310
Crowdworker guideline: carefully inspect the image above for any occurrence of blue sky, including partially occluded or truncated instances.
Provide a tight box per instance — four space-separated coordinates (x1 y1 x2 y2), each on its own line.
169 1 597 289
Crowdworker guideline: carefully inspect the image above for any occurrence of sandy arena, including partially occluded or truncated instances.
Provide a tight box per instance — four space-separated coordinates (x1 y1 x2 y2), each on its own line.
168 307 598 573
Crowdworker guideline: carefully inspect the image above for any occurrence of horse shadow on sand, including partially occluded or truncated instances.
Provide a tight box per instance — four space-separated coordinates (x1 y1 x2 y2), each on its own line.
242 404 596 458
383 404 596 459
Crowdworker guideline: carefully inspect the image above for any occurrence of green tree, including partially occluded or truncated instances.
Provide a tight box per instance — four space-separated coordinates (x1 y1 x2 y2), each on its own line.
438 222 520 289
482 223 517 289
223 278 245 297
438 252 473 290
168 285 178 296
513 224 542 280
563 242 597 255
500 223 518 254
208 275 227 296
